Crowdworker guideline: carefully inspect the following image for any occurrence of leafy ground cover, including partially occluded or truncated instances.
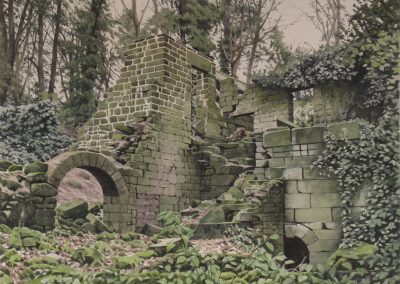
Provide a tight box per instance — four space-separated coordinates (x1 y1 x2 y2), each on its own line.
0 211 388 284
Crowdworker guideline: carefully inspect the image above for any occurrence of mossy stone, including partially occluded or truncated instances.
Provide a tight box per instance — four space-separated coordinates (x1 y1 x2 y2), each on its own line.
22 237 37 248
56 198 88 219
120 232 140 241
199 206 225 224
112 133 126 141
97 231 119 241
6 180 22 191
71 247 103 265
31 183 57 197
7 164 23 172
8 230 22 250
25 172 48 183
0 160 12 171
24 162 48 174
0 224 12 234
86 213 111 232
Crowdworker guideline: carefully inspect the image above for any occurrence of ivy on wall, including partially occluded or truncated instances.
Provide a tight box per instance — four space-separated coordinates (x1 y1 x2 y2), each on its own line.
0 101 72 164
314 122 399 282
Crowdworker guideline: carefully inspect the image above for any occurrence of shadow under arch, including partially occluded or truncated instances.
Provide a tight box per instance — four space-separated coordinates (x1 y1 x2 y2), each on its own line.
285 223 323 264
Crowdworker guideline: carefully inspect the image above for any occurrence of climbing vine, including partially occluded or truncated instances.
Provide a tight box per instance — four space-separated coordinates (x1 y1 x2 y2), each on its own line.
314 122 400 282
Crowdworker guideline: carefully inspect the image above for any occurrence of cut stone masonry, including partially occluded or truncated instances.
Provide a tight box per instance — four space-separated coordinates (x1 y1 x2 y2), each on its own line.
0 35 366 264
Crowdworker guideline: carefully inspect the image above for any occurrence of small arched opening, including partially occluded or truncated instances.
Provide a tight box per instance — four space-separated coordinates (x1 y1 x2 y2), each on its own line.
284 236 310 269
48 151 131 232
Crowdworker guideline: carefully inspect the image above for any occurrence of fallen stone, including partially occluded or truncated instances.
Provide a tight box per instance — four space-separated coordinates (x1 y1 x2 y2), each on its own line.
8 230 22 250
57 198 88 220
120 232 140 241
141 223 162 236
22 237 37 248
199 206 225 223
86 213 111 232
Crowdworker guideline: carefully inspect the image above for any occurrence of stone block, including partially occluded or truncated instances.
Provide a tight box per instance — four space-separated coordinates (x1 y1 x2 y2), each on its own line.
285 181 298 193
263 129 291 148
285 224 296 238
285 194 310 209
56 198 89 220
311 193 341 208
295 208 332 222
327 121 360 140
283 168 303 180
210 175 236 186
265 167 285 179
24 162 48 175
292 127 325 144
187 51 213 73
331 208 342 221
303 166 326 180
310 252 331 264
297 180 337 193
285 209 294 222
35 210 56 226
30 183 57 197
314 229 342 240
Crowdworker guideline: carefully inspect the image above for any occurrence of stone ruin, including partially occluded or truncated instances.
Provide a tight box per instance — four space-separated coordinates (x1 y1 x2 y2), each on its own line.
0 35 368 264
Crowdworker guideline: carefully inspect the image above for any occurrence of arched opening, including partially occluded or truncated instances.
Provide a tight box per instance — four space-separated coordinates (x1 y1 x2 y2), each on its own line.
48 151 131 232
57 168 104 206
284 236 310 269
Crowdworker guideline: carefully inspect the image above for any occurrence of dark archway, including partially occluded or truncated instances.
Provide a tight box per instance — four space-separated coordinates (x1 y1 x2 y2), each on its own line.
284 236 310 269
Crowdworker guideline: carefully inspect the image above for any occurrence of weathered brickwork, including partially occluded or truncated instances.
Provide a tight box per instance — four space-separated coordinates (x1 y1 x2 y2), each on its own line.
0 36 369 264
312 83 359 125
260 121 366 263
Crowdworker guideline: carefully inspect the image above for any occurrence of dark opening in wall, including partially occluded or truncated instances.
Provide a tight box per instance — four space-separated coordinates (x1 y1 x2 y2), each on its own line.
284 236 310 269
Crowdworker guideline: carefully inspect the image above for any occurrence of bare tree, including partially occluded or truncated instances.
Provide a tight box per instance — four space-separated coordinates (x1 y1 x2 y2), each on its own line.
48 0 63 94
0 0 36 105
245 0 281 84
216 0 254 77
120 0 151 38
308 0 344 46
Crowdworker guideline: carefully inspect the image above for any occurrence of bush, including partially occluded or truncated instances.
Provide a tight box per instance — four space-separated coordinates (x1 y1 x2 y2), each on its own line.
0 101 73 164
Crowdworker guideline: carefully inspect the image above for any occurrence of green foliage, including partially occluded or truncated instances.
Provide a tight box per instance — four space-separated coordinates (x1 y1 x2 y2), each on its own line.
146 0 217 54
0 101 72 163
314 122 400 281
255 0 400 116
59 0 115 125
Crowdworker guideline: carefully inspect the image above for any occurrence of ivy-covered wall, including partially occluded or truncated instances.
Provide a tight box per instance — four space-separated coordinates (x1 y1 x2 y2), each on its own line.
260 121 368 263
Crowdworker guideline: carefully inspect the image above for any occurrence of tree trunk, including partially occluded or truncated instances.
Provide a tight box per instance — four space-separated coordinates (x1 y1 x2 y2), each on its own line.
246 39 258 84
37 2 45 93
48 0 62 94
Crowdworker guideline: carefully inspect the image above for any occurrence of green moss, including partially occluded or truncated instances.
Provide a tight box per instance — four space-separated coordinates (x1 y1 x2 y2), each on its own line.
24 162 48 174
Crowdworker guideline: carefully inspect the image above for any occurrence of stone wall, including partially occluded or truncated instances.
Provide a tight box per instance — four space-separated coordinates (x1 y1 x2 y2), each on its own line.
260 121 367 263
0 162 56 232
312 83 359 125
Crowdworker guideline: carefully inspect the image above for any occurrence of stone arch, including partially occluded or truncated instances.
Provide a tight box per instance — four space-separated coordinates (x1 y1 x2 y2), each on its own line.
48 151 133 232
285 224 323 264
